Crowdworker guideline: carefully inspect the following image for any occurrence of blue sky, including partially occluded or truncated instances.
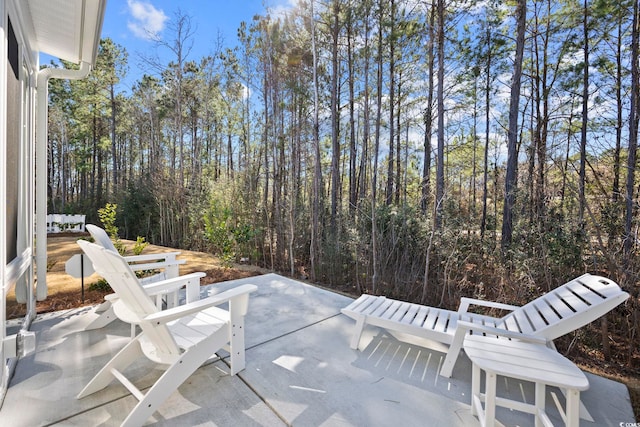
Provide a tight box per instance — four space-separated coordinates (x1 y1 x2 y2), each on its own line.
99 0 295 90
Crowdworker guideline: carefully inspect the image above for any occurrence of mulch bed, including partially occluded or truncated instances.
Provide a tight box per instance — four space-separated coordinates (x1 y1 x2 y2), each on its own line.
7 267 260 319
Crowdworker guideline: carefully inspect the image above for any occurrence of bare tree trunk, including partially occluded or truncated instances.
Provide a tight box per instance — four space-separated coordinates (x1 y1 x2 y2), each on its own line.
386 0 396 206
347 6 357 213
612 17 623 204
435 0 445 229
310 0 323 281
372 0 385 294
360 4 372 205
579 0 589 228
481 26 491 239
421 0 436 215
561 96 577 207
262 61 273 269
90 114 97 205
471 77 477 220
330 0 341 228
624 0 639 257
501 0 526 253
395 75 402 205
110 83 118 196
355 2 373 296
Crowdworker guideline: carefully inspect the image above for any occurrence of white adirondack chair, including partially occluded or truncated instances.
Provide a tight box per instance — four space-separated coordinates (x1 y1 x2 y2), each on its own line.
84 224 198 333
86 224 186 286
77 240 257 427
342 273 629 378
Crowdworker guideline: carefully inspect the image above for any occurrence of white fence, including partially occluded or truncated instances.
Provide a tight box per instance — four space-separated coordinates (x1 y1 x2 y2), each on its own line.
46 214 86 233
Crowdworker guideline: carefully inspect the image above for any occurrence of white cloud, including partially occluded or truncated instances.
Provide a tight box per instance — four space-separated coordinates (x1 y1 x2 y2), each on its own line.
127 0 168 40
241 83 251 100
268 0 299 20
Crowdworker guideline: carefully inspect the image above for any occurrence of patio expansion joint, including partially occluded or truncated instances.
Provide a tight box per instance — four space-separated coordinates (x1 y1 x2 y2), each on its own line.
229 311 344 427
40 394 135 427
41 355 227 426
236 373 292 427
248 311 343 352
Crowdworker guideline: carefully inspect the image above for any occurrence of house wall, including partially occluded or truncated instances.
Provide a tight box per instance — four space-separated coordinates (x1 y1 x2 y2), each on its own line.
6 17 19 263
0 0 104 404
1 0 37 402
0 0 9 399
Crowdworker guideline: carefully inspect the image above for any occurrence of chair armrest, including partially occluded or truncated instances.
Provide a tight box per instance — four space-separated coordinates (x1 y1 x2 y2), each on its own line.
456 320 546 345
458 297 519 313
123 252 183 264
461 312 501 324
125 250 185 272
127 259 186 272
141 272 205 296
104 293 119 302
145 284 258 324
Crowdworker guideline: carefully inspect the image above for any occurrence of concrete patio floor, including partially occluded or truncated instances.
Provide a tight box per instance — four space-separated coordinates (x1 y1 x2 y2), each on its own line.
1 273 635 426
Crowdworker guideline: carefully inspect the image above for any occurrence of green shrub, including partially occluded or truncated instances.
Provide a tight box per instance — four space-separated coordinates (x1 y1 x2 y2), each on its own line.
88 278 112 292
203 198 257 267
98 203 125 255
133 236 149 255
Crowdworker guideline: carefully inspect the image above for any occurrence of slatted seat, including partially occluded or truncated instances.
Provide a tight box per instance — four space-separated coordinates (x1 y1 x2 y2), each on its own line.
342 274 629 378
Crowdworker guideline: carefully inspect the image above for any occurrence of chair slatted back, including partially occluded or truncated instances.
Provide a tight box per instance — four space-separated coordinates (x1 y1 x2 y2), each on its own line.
499 274 629 340
86 224 119 253
78 240 181 357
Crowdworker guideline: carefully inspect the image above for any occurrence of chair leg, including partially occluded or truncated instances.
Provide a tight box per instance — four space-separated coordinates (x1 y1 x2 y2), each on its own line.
121 328 230 427
534 382 546 427
471 362 481 417
350 316 366 350
77 336 144 398
94 299 111 313
229 316 246 375
485 371 497 427
84 305 117 331
440 327 466 378
565 389 581 427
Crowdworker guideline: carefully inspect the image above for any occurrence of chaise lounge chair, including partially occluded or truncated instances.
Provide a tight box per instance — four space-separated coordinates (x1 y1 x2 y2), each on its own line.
77 240 257 427
342 273 628 378
84 224 199 332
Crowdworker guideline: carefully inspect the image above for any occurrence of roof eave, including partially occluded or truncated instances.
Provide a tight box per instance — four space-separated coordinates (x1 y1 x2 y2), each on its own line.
20 0 107 66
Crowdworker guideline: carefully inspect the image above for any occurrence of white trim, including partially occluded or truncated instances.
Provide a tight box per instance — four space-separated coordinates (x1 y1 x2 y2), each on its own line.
35 60 91 301
25 45 36 315
3 248 32 297
13 41 35 312
1 0 9 405
7 0 37 66
2 0 39 402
